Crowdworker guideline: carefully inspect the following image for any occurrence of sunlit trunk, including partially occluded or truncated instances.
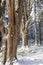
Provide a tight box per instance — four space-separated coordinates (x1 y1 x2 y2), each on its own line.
22 31 28 47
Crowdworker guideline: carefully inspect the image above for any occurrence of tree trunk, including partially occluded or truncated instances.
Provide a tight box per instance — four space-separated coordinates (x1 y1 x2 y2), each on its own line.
0 26 7 64
35 22 41 46
18 0 28 47
6 0 17 62
22 30 28 47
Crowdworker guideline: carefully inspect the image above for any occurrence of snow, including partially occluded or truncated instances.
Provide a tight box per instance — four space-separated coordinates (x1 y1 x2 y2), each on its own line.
16 46 43 65
5 15 8 18
0 62 3 65
0 45 43 65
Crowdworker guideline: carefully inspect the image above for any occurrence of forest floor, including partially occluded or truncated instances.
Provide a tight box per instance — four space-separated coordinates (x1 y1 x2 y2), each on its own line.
16 45 43 65
0 43 43 65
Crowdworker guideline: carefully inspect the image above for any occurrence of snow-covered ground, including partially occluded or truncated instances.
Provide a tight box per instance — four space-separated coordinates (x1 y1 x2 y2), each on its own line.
0 45 43 65
16 45 43 65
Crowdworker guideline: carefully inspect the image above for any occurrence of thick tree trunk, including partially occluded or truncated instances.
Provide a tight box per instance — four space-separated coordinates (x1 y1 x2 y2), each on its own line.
13 12 20 59
6 0 18 62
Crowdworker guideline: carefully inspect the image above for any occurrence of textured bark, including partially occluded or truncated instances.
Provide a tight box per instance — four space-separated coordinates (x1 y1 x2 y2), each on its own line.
6 0 18 61
13 12 20 59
